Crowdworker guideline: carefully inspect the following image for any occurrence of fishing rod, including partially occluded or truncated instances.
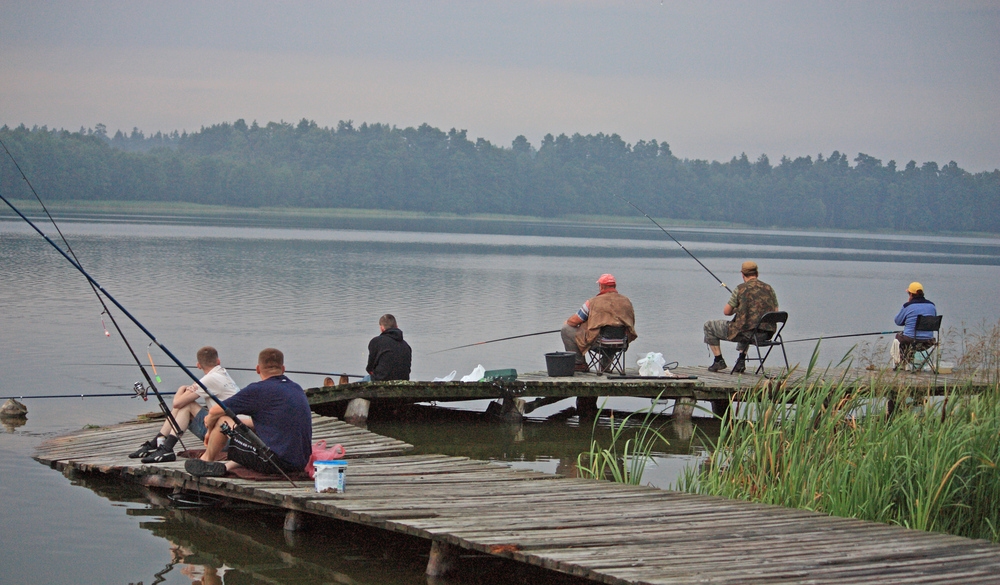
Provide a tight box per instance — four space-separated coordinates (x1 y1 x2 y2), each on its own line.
613 193 732 293
89 363 365 378
1 391 178 400
430 329 561 354
783 331 900 344
0 137 186 447
0 193 298 487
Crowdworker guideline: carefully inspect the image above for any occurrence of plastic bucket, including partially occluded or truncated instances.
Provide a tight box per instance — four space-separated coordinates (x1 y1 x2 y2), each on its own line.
314 460 347 493
545 352 577 377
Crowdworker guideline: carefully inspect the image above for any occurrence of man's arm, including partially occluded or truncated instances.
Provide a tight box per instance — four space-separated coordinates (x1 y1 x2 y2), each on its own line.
722 304 735 316
172 386 201 409
565 314 584 327
203 402 226 437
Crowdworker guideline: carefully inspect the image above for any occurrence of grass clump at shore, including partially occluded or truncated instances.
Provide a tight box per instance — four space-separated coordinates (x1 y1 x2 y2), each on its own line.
677 349 1000 542
577 396 669 485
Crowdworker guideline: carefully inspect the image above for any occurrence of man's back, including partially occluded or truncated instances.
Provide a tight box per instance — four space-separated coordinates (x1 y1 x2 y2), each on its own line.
224 375 312 470
367 327 412 381
728 279 778 339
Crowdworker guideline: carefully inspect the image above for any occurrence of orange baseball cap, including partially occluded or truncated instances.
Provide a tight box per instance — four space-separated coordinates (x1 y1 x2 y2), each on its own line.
597 274 616 286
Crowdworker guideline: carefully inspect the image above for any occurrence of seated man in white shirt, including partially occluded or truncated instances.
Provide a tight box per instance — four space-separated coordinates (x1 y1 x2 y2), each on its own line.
128 346 240 463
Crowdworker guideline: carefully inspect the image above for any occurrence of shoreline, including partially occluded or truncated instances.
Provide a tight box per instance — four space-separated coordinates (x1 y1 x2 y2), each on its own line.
3 198 999 240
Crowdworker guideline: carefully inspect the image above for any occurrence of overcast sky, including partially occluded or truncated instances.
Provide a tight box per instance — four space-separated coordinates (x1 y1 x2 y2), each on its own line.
2 1 998 171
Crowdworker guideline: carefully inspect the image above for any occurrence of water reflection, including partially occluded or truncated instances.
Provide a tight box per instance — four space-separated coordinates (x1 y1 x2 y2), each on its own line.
65 472 598 585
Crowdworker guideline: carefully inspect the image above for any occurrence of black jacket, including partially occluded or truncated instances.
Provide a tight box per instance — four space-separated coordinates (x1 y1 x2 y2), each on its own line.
366 328 412 381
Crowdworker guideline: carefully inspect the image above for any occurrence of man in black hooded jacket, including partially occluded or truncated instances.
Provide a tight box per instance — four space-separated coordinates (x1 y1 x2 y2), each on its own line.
365 314 412 381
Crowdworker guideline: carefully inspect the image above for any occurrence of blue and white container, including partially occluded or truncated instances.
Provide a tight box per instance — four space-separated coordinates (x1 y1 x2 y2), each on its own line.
314 460 347 493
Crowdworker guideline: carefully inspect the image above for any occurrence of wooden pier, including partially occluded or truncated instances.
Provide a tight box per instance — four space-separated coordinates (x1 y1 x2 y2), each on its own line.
34 412 1000 584
307 365 992 422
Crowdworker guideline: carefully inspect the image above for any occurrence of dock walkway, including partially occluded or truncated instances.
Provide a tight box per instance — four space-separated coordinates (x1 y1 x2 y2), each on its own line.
307 365 991 420
34 414 1000 584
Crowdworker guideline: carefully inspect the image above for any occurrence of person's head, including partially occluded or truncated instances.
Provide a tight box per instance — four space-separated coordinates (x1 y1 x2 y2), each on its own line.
195 346 220 371
741 261 759 281
906 282 925 299
256 348 285 378
379 314 397 332
597 273 616 291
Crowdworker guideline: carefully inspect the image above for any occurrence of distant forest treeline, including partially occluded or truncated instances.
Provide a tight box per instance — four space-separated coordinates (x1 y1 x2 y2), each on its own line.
2 120 998 233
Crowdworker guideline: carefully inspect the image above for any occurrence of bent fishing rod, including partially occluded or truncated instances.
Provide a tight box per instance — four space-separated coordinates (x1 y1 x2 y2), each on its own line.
783 330 900 344
90 363 365 379
613 193 732 293
0 194 297 487
430 329 561 354
1 138 186 445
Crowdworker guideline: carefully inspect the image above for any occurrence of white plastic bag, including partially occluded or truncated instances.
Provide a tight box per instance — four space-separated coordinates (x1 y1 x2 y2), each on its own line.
637 352 667 377
460 364 486 382
432 370 457 382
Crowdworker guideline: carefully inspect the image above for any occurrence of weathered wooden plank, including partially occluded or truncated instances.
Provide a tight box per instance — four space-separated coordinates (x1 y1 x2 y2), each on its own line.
32 414 1000 585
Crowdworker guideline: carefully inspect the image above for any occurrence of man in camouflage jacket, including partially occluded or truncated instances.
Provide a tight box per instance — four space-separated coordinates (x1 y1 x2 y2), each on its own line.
703 261 778 373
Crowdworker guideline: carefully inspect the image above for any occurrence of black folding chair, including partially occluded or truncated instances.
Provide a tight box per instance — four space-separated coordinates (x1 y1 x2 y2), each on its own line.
586 325 629 375
905 314 943 373
732 311 789 375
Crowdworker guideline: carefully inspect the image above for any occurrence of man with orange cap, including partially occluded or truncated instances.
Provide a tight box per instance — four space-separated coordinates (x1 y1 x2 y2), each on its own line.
561 274 637 372
892 282 937 367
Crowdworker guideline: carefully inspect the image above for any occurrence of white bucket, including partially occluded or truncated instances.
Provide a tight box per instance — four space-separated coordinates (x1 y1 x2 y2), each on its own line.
314 460 347 493
938 361 955 374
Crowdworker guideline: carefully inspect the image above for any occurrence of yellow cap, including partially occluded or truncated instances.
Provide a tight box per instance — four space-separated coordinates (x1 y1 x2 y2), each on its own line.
906 282 924 294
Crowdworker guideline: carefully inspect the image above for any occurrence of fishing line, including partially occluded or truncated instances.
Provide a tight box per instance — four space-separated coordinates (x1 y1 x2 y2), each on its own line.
430 329 561 354
0 164 296 486
783 331 900 344
90 363 365 379
612 193 732 293
0 136 185 445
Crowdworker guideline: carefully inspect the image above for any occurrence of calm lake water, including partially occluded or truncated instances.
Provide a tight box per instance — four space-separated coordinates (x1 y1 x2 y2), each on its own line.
1 212 998 585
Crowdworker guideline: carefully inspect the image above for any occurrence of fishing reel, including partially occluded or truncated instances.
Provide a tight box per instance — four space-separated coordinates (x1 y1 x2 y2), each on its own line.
132 381 149 401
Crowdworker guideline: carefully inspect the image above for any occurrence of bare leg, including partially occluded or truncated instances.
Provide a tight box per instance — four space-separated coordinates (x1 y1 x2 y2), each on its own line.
201 415 235 462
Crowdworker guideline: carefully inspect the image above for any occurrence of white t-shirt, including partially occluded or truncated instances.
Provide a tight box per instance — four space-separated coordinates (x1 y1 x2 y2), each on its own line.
192 365 240 406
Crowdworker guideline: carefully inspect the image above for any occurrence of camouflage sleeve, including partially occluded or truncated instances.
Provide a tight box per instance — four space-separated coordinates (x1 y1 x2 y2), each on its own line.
727 288 740 309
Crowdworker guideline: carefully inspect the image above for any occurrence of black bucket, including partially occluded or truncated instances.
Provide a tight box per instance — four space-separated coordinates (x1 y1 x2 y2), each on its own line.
545 352 577 377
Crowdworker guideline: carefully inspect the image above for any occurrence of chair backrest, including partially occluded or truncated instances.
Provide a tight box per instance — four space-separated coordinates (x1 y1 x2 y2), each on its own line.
598 325 627 342
756 311 788 327
915 314 942 333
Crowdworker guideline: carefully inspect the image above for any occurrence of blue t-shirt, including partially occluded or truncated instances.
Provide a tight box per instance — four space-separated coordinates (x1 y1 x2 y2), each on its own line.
894 298 937 339
223 375 312 470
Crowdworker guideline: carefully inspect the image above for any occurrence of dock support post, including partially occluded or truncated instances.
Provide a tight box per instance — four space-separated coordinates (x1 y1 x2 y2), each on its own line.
576 396 599 419
673 397 695 423
710 399 729 418
501 396 525 422
426 540 458 577
284 510 305 532
344 398 370 426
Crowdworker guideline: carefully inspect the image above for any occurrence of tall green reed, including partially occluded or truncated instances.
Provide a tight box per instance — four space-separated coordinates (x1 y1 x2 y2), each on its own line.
577 394 669 485
678 343 1000 542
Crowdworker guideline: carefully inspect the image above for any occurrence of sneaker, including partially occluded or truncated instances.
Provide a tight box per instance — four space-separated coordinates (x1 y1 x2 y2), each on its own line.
141 446 177 464
707 358 728 373
128 439 158 459
184 459 228 478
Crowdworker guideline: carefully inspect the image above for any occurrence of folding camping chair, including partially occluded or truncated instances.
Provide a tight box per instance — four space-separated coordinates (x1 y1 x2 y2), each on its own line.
732 311 789 375
899 314 943 373
586 325 630 375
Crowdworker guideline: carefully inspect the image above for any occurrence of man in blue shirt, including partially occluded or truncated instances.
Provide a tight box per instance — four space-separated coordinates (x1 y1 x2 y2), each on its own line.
892 282 937 368
185 348 312 477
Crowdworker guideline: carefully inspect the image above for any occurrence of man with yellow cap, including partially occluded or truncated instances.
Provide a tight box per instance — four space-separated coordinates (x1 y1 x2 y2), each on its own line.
703 261 778 373
561 274 637 372
892 282 937 367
